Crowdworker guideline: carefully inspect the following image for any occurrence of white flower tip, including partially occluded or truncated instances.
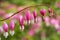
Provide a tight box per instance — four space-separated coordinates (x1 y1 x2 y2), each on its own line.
27 20 30 25
3 32 8 38
10 30 15 36
20 26 24 31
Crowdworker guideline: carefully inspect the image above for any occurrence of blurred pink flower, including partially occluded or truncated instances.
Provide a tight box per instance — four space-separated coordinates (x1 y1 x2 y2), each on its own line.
50 18 58 25
55 2 60 8
4 13 19 20
50 18 59 29
31 23 39 30
6 4 17 9
0 9 5 16
0 27 3 34
44 16 50 26
4 13 12 19
28 29 34 36
17 7 23 11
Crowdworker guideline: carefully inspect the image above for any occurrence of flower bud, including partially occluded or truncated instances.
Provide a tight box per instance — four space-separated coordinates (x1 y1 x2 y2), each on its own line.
40 9 46 16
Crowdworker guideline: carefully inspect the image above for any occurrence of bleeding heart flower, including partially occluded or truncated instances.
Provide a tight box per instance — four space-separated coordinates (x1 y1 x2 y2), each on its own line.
19 16 24 31
33 10 37 23
25 10 31 24
2 22 8 38
9 20 15 36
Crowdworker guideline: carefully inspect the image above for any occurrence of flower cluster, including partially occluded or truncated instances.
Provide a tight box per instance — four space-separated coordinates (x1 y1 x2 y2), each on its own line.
0 5 60 40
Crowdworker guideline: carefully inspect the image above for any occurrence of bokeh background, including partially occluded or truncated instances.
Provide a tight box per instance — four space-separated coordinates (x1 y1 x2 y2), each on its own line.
0 0 60 40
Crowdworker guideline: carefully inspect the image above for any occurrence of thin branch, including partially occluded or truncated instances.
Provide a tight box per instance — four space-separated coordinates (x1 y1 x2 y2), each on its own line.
0 4 49 21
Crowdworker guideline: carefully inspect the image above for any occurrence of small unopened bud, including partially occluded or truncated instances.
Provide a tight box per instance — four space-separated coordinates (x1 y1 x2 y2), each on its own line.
40 9 46 16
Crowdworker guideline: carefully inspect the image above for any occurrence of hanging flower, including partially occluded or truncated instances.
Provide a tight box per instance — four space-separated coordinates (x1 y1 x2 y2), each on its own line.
2 22 8 38
25 10 31 24
9 20 15 36
33 10 37 23
19 16 24 31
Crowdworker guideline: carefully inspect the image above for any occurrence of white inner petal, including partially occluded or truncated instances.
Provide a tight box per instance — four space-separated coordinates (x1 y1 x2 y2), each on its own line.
10 30 15 36
3 32 8 38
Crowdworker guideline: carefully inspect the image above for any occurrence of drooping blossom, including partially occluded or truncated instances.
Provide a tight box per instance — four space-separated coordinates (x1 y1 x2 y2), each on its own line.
2 22 8 38
56 16 60 21
33 10 37 23
40 9 46 16
19 16 24 31
9 20 15 36
25 10 31 24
